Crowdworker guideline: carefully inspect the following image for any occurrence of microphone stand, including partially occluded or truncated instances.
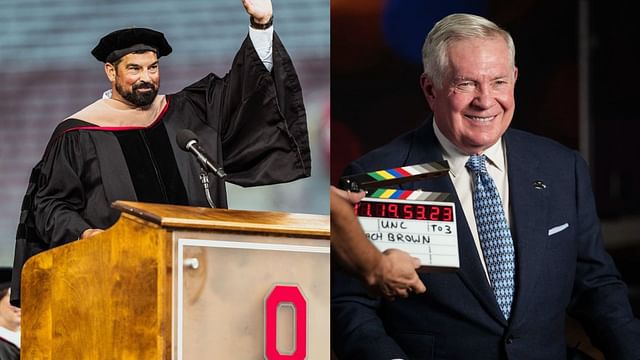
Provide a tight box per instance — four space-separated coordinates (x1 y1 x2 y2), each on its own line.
199 167 216 208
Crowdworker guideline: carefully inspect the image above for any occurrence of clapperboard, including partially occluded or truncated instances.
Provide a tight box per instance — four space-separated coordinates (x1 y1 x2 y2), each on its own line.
340 161 460 269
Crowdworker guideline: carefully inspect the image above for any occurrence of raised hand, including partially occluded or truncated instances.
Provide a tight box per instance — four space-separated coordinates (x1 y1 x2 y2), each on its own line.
241 0 273 24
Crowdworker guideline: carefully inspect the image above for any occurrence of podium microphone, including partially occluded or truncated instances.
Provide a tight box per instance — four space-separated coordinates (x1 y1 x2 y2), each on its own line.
176 129 226 178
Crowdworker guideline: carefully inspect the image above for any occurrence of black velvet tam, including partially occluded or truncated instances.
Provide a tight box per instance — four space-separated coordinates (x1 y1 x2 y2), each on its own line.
91 27 172 63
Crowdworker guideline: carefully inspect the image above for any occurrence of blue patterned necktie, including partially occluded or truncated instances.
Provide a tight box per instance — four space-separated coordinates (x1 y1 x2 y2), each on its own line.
466 154 515 319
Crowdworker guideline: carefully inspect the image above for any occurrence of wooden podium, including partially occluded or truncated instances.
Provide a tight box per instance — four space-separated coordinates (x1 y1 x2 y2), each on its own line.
20 201 330 359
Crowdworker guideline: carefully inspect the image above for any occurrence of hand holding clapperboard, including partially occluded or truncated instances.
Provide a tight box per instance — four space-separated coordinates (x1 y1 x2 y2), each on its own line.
340 161 460 270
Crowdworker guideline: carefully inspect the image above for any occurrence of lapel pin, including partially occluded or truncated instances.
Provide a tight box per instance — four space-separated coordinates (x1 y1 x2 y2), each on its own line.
533 180 546 189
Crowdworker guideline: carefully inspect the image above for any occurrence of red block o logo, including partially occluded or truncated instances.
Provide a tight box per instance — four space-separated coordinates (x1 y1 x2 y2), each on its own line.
264 285 307 359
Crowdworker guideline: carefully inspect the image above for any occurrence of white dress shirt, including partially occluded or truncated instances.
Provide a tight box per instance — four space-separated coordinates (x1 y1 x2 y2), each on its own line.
433 120 511 282
248 26 274 71
0 326 20 349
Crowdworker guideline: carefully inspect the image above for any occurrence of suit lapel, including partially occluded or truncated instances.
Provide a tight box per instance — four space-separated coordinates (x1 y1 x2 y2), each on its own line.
406 122 507 326
503 131 549 328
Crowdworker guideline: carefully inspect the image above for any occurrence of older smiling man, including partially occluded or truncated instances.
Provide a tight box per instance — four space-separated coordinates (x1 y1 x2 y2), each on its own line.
331 13 640 360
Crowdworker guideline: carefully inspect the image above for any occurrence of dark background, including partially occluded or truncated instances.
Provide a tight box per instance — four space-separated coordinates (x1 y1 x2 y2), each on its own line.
331 0 640 317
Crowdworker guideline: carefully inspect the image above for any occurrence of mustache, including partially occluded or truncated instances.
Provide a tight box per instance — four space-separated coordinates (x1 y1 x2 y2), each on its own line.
133 82 156 91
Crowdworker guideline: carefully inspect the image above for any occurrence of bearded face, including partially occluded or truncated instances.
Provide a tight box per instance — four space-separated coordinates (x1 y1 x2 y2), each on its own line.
110 51 160 107
115 79 158 107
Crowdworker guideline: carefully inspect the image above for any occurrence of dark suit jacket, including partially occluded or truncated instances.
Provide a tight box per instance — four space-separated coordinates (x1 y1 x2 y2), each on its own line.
0 337 19 360
331 121 640 360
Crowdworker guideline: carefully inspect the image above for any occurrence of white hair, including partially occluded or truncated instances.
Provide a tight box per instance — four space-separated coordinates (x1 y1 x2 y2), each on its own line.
422 13 516 87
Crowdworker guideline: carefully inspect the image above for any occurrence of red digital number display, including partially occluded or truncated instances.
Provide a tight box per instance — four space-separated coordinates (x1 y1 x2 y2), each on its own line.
355 200 454 222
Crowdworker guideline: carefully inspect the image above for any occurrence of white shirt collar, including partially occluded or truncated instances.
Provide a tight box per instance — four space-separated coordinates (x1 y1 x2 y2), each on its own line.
0 326 20 348
432 119 506 177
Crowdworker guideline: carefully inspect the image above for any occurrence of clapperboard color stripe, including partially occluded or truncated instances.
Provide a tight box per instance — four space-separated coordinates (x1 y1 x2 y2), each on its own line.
367 189 453 202
340 160 450 192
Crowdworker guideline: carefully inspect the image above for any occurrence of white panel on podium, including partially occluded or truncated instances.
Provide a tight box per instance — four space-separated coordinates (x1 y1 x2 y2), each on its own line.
174 231 330 359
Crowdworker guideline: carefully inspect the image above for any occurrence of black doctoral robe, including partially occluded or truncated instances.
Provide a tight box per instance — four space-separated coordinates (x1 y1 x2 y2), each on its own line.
11 32 311 306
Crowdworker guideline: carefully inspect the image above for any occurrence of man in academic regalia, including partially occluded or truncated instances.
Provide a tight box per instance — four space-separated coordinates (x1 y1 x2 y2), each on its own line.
0 268 20 360
11 0 311 306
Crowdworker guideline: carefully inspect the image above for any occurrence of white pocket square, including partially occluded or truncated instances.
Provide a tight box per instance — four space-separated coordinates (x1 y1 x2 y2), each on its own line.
548 223 569 236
